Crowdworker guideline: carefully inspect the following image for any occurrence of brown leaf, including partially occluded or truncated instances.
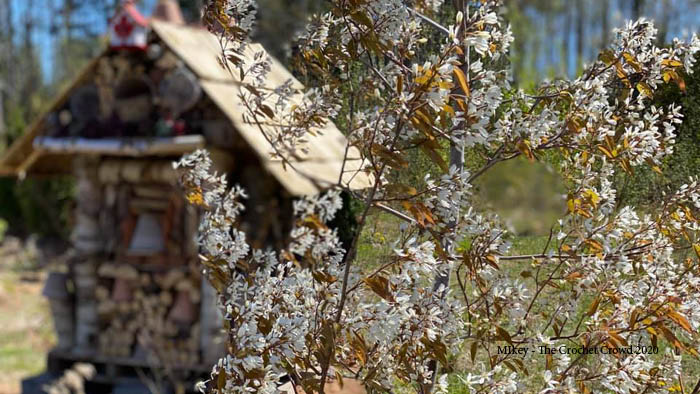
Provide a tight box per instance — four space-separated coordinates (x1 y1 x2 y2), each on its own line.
386 183 418 197
668 311 694 334
371 143 408 169
587 296 601 316
565 272 583 280
259 104 275 119
420 337 448 366
453 67 471 97
312 270 338 284
658 323 684 350
608 330 629 347
516 139 536 162
629 308 640 330
584 239 603 252
597 145 615 159
622 52 642 72
496 326 513 345
419 143 448 172
350 11 373 28
363 275 395 302
258 316 273 335
615 61 631 88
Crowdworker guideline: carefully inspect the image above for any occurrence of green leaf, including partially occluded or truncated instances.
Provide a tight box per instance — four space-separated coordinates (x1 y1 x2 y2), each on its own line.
636 82 653 98
598 49 616 65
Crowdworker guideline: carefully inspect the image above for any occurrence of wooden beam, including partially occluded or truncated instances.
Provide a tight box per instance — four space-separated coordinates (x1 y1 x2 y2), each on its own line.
34 136 206 157
15 149 43 178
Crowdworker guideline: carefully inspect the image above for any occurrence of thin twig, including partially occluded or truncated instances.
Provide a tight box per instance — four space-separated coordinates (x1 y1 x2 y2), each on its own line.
406 7 451 36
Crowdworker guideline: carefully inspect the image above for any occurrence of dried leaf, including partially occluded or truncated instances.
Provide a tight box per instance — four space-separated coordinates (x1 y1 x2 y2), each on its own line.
661 59 683 67
597 145 615 159
363 275 394 302
658 324 684 350
668 311 694 334
453 67 471 97
517 139 536 162
496 326 513 345
622 52 642 72
587 296 601 316
630 308 640 329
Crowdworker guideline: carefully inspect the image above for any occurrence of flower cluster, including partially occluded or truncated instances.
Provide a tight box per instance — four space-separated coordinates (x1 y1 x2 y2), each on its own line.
193 0 700 393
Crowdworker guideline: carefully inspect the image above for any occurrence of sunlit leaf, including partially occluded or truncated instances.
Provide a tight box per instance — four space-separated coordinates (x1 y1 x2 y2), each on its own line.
453 67 471 98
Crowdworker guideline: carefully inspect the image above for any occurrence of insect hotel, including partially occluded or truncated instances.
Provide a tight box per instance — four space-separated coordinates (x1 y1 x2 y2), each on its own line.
0 1 368 391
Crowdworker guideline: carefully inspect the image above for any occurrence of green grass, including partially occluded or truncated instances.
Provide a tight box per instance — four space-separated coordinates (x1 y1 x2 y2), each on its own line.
0 269 55 392
0 345 48 375
472 157 566 237
0 219 7 243
356 203 700 392
356 210 403 271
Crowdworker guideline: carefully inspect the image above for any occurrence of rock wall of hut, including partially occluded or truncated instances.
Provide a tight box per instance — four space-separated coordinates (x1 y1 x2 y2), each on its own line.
46 156 224 370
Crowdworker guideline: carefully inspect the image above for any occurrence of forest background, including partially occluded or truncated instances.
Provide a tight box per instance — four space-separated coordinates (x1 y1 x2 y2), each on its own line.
1 0 699 239
0 0 699 392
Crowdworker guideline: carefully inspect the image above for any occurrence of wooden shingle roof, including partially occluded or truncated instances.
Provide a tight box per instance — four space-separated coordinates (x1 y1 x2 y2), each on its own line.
0 21 371 196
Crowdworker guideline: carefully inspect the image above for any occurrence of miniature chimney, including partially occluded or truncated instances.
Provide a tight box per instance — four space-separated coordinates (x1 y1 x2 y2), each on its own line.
152 0 185 25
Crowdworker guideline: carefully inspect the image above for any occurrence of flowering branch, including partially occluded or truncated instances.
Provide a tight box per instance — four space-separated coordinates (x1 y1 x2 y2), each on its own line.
182 1 700 393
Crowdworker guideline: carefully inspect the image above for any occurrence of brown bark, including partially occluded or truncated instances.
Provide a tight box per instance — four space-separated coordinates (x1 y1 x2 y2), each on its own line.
601 0 610 49
576 0 585 70
656 0 671 46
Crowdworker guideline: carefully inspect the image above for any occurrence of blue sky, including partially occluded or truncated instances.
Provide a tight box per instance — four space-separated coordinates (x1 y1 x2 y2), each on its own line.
9 0 158 82
8 0 700 83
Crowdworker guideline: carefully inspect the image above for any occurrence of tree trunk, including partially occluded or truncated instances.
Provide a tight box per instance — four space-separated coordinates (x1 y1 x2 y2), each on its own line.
631 0 645 20
576 0 585 71
656 0 671 46
562 3 571 76
601 0 609 49
0 87 5 146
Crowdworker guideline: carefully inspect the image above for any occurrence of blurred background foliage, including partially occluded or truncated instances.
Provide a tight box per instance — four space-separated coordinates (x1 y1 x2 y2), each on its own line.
0 0 699 238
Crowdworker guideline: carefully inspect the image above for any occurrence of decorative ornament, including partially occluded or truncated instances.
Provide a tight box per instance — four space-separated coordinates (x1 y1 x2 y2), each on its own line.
128 213 166 255
168 290 195 324
109 1 149 51
158 67 201 116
